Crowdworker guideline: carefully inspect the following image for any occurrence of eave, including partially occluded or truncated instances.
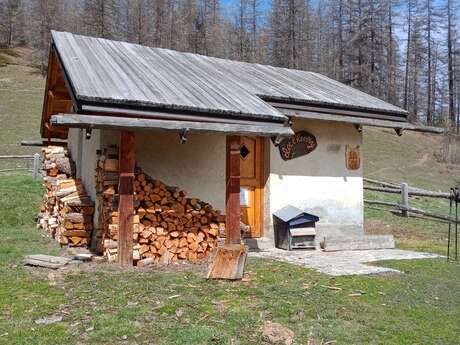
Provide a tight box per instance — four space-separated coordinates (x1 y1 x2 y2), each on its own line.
276 106 444 135
50 114 294 137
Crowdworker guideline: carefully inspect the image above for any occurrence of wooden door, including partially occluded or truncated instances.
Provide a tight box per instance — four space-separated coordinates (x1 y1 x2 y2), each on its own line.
238 137 265 238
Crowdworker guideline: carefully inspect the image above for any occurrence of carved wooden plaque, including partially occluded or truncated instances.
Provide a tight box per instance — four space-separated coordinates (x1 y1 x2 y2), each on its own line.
346 145 361 170
278 131 317 161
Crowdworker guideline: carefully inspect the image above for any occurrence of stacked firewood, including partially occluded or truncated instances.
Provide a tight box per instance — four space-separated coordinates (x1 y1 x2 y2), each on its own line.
40 146 75 178
38 146 94 246
95 146 225 265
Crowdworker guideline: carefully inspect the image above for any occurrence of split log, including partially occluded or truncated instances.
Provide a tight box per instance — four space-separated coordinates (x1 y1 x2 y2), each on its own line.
37 146 94 248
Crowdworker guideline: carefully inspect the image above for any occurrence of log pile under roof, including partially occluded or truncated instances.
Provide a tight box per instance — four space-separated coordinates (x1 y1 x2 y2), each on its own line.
37 146 94 246
95 146 225 266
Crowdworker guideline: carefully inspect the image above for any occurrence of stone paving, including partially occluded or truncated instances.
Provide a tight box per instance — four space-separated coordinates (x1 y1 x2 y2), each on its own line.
249 248 441 276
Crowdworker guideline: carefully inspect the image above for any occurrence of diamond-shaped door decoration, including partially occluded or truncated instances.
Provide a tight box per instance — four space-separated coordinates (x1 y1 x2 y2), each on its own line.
240 145 250 159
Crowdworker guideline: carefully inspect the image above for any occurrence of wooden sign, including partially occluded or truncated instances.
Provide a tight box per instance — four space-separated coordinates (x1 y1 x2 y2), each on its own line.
346 145 361 170
278 131 317 161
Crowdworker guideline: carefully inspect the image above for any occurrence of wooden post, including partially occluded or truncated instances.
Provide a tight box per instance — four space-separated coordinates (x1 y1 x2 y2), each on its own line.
207 136 248 280
226 136 241 244
33 153 40 180
401 182 409 217
118 131 135 267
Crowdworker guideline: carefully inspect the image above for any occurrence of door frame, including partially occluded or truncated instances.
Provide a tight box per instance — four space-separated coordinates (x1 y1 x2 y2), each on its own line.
226 136 266 238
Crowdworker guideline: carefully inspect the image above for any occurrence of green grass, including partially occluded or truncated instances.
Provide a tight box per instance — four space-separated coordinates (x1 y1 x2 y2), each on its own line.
0 62 44 157
0 174 67 344
0 55 10 66
362 127 459 255
0 174 460 345
0 48 22 58
364 190 451 254
363 127 460 191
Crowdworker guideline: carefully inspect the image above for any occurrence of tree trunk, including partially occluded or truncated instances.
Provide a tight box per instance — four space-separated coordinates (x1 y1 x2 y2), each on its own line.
447 0 456 130
404 1 412 111
426 0 433 125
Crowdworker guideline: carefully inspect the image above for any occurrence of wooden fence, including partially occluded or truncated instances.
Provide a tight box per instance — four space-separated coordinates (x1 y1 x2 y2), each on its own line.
364 178 458 223
0 154 41 179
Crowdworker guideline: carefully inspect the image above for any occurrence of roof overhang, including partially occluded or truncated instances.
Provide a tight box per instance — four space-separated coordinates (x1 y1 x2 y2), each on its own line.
44 31 437 140
50 114 294 137
277 107 444 134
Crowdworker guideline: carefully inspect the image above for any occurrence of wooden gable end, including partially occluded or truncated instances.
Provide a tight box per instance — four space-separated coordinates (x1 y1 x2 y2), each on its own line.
40 48 73 140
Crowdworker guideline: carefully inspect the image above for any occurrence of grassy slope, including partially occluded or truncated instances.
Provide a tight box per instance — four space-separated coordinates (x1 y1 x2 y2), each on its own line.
363 127 459 191
362 128 459 254
0 174 68 344
0 174 459 345
0 49 44 156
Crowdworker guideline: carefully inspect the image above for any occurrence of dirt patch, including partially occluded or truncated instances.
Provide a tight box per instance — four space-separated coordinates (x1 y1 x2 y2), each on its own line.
261 321 294 345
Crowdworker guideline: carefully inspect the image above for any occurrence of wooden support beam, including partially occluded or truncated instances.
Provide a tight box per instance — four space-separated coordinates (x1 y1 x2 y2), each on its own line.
226 135 241 244
20 139 67 147
50 114 294 137
207 136 248 280
118 131 135 267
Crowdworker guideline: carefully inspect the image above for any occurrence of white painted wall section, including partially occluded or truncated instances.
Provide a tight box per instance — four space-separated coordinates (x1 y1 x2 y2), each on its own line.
268 119 364 240
134 131 227 211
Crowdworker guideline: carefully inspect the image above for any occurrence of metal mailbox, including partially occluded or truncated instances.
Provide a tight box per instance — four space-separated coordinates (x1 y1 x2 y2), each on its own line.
273 205 319 250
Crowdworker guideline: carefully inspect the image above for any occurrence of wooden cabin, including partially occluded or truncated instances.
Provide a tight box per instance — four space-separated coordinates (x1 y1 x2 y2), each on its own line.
39 31 441 266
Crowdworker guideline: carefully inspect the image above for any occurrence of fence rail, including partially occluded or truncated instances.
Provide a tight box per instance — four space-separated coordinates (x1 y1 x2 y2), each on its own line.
364 178 459 223
0 153 41 179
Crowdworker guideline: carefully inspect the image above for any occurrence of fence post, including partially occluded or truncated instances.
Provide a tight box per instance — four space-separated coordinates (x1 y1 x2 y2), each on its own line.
33 153 40 180
401 182 409 217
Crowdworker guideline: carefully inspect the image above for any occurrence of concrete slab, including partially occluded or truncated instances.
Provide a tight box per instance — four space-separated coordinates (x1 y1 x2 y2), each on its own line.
249 248 441 276
322 235 395 251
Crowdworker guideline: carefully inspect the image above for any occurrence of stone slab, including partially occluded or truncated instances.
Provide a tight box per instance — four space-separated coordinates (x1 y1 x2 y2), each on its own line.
24 255 71 269
322 235 395 251
250 248 441 276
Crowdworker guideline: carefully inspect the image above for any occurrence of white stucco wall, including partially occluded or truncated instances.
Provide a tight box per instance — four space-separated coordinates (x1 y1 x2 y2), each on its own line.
73 129 226 212
134 131 227 211
67 128 101 201
67 128 80 163
267 119 364 240
80 130 100 201
68 119 364 244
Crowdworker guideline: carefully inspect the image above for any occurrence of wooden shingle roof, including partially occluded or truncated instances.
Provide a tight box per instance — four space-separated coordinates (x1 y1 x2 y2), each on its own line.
51 31 407 122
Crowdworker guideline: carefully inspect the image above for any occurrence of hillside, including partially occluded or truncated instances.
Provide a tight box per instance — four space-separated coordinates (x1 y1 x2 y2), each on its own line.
0 48 458 191
363 128 459 191
0 48 43 156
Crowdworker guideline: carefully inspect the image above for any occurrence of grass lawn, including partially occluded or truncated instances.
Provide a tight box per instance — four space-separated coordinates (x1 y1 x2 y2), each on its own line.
364 190 453 255
363 128 460 191
1 174 460 345
0 58 43 158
